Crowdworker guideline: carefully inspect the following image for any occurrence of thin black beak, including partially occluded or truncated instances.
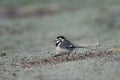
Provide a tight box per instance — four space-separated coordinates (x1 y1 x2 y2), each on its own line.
53 39 58 42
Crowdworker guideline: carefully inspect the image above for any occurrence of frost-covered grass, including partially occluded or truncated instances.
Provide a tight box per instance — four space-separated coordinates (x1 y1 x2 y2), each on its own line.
0 50 120 80
0 0 120 80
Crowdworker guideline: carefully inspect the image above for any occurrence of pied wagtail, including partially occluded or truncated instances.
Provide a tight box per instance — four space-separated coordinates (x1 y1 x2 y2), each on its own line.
53 36 89 57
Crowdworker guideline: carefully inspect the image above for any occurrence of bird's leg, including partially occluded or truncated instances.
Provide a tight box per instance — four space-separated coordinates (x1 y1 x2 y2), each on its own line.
66 53 71 60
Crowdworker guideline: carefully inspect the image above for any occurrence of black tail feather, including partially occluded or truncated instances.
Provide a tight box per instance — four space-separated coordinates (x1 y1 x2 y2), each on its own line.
74 46 90 48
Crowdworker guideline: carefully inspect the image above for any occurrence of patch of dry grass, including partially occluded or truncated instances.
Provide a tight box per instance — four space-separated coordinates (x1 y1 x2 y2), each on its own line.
0 48 117 70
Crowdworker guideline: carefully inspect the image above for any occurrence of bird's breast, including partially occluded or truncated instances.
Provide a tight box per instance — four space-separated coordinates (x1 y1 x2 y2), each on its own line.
56 47 71 54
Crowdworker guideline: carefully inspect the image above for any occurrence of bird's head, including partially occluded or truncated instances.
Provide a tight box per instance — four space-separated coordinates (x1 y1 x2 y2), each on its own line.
53 36 66 44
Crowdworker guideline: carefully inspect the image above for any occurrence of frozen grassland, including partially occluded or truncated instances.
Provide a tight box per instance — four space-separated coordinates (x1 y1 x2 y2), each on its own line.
0 0 120 80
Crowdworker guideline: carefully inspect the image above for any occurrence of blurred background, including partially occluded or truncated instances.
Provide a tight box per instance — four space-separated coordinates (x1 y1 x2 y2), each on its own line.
0 0 120 80
0 0 120 52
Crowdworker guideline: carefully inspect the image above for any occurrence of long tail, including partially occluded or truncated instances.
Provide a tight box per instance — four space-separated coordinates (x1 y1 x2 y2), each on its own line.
74 46 90 48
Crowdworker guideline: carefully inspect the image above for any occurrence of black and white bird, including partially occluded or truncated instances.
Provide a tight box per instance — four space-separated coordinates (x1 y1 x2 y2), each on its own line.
53 36 89 57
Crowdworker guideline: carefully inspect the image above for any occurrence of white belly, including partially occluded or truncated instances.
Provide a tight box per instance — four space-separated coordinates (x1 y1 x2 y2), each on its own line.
56 47 71 54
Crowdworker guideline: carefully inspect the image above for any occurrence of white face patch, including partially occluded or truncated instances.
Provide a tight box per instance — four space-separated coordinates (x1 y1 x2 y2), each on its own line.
56 40 60 44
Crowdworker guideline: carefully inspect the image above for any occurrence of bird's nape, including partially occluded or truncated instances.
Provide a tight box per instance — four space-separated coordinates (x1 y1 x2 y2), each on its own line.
57 36 66 39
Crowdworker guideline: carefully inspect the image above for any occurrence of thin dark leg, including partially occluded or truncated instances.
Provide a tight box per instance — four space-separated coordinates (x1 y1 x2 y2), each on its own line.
66 53 71 60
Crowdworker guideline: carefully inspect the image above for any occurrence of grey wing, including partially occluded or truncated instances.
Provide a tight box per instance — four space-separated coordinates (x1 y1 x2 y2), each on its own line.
62 40 75 48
